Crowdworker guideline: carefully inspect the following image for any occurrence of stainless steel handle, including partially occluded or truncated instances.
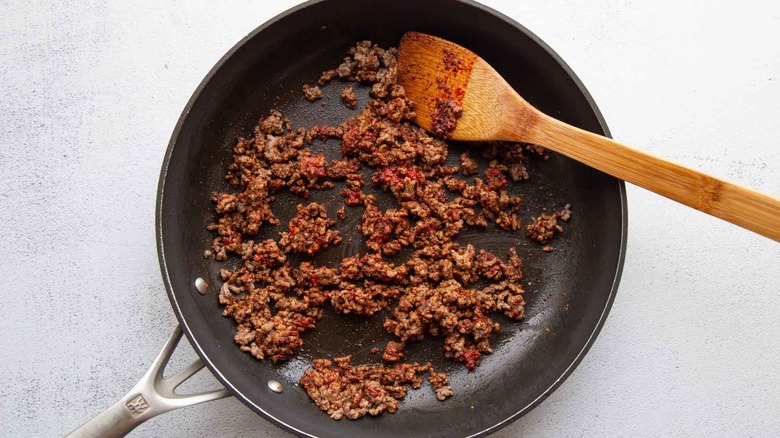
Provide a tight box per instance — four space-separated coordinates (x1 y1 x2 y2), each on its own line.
66 325 231 438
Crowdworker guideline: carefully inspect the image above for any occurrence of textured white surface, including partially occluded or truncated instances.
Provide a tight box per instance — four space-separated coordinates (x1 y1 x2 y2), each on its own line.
1 1 779 437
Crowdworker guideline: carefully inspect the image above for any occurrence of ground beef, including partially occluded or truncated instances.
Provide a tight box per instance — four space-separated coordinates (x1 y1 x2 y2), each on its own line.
560 203 572 221
340 85 358 109
326 158 360 179
427 368 454 401
319 40 398 99
309 124 345 141
381 340 405 363
220 275 324 362
508 161 529 181
460 151 478 176
526 204 572 244
329 280 401 316
303 84 323 101
279 203 342 255
206 40 566 421
523 143 550 159
299 357 451 420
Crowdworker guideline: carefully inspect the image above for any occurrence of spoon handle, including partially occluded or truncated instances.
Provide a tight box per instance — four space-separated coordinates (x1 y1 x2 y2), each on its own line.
528 113 780 241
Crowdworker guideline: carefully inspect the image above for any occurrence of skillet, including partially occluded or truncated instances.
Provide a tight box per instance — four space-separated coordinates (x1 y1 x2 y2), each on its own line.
69 0 627 436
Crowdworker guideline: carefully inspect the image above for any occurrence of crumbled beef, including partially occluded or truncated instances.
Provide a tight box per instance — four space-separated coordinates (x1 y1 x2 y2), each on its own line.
279 203 342 255
381 340 405 363
298 152 327 182
326 158 361 179
309 124 345 141
524 143 550 159
382 270 520 371
560 203 572 221
259 110 288 135
303 84 323 101
330 281 400 316
341 85 358 109
360 204 414 255
526 205 572 244
319 41 399 99
460 152 478 176
427 368 454 401
221 282 323 362
246 238 287 268
508 161 528 181
444 168 522 231
300 357 451 420
526 213 562 243
341 173 372 206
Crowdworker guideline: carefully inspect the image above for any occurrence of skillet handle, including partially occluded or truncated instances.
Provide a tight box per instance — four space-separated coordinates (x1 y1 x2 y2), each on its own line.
65 325 231 438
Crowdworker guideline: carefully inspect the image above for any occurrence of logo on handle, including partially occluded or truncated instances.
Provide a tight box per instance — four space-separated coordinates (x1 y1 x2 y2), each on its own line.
125 394 149 416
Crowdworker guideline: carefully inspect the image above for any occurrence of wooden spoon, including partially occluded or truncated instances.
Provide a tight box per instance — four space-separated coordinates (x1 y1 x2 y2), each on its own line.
397 31 780 241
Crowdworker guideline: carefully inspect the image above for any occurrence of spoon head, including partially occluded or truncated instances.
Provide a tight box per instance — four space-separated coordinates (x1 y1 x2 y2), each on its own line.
398 32 477 138
398 31 533 142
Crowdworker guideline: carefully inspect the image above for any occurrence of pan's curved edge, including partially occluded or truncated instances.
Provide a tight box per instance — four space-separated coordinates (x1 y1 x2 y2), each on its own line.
454 1 628 437
155 1 326 437
156 1 628 437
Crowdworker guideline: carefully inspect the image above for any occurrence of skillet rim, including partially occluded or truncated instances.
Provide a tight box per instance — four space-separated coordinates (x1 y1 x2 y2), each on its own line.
156 0 628 436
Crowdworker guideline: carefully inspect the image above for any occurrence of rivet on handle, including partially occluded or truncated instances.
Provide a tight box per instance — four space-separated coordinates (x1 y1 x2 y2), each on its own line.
267 380 284 393
194 277 208 295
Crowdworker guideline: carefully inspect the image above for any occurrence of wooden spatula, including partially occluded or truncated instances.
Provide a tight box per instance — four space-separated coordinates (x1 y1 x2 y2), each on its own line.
397 31 780 242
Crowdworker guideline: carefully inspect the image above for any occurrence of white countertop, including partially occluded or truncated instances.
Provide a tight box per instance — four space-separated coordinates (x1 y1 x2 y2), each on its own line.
1 1 778 437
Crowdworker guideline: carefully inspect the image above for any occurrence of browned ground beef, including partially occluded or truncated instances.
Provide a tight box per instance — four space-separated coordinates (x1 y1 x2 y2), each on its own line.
319 40 398 98
299 357 451 420
340 85 358 109
303 84 323 101
526 204 572 244
207 40 565 421
279 203 342 255
460 151 478 176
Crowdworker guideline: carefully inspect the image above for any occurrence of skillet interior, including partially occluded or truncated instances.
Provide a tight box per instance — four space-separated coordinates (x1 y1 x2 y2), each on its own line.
157 0 627 436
